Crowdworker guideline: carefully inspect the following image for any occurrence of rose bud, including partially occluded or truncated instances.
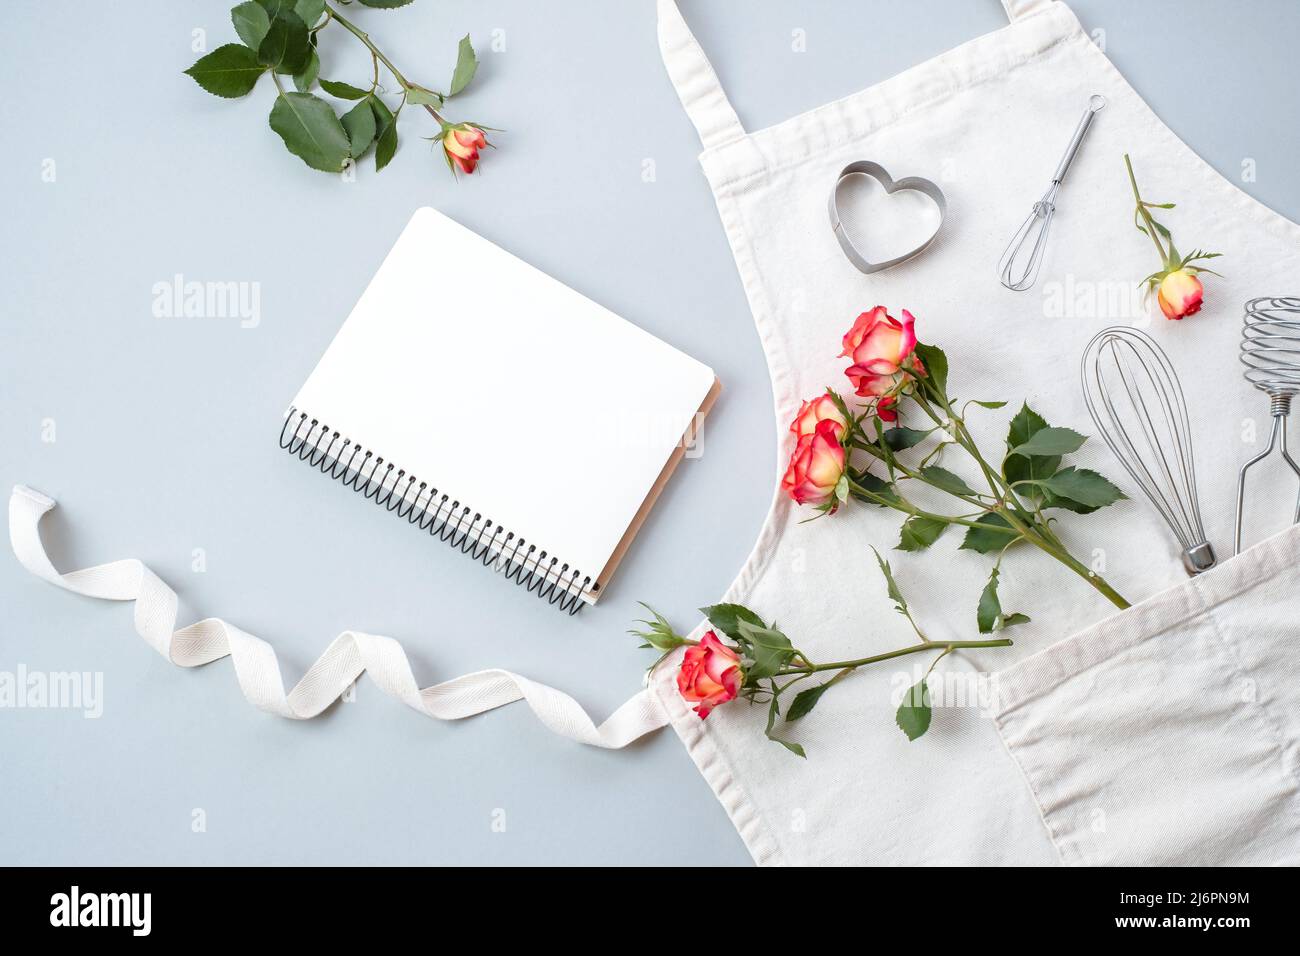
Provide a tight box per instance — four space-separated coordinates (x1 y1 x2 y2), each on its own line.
442 123 488 175
842 307 921 416
781 418 847 507
1157 268 1204 320
790 393 848 439
677 631 743 718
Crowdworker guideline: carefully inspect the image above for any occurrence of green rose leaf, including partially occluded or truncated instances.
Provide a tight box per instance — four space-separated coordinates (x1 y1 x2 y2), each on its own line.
977 568 1002 634
1004 403 1061 498
786 681 833 722
1011 426 1087 458
184 43 266 98
912 342 949 397
978 567 1031 634
268 92 351 171
960 512 1019 554
700 603 765 641
341 99 377 156
970 400 1008 409
294 0 326 27
369 94 394 126
232 1 272 49
765 686 806 758
355 0 415 8
255 0 290 14
320 78 372 100
854 470 900 507
1041 491 1099 514
293 47 320 92
405 87 444 107
449 34 479 96
374 115 398 171
871 546 908 614
258 9 311 75
897 515 947 552
737 620 795 682
920 465 977 498
882 426 930 451
896 678 932 742
1006 403 1049 449
1040 467 1126 508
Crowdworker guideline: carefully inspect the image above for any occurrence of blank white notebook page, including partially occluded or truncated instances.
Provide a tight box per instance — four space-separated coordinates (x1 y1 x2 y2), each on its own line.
290 207 715 599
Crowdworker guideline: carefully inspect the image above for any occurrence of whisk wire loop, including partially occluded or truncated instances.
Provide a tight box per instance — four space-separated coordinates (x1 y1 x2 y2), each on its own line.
1081 326 1214 574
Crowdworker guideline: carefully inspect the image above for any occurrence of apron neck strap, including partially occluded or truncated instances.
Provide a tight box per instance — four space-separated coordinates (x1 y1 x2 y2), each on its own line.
1001 0 1055 20
657 0 747 151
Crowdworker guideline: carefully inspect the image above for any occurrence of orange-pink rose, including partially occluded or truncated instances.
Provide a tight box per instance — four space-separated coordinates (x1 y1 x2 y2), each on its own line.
677 630 743 718
781 418 846 507
790 393 847 440
442 124 488 175
1157 268 1203 320
841 306 920 421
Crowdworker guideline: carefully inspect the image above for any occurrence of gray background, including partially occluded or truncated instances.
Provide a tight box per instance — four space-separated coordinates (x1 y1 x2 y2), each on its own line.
2 0 1297 866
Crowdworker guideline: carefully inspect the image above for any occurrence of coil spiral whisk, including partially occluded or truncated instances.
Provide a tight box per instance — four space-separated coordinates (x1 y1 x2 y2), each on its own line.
1235 296 1300 554
279 410 594 614
1081 327 1215 574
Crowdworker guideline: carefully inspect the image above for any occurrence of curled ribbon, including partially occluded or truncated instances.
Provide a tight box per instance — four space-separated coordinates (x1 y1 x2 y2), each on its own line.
8 485 666 747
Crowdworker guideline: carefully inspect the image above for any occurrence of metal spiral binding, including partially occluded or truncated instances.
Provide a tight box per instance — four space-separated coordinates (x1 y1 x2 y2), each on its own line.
1235 296 1300 554
279 409 594 614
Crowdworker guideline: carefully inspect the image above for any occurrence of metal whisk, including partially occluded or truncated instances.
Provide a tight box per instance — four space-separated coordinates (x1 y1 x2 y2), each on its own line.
1081 327 1216 575
999 95 1106 292
1235 296 1300 554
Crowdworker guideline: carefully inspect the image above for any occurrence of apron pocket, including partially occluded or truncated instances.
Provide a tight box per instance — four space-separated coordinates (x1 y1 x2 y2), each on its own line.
992 524 1300 865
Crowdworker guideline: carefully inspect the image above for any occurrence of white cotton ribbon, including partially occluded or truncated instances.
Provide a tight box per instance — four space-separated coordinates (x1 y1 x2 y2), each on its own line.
7 485 667 747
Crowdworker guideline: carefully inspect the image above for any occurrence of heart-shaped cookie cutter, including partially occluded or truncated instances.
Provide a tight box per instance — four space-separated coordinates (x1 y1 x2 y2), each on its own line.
828 161 947 274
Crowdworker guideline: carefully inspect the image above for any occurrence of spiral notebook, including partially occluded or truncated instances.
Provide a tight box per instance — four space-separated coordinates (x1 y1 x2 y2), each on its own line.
280 207 718 613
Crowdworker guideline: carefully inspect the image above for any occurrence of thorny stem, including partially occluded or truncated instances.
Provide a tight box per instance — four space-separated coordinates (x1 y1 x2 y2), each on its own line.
775 639 1013 677
1125 153 1169 267
846 479 986 530
326 3 449 126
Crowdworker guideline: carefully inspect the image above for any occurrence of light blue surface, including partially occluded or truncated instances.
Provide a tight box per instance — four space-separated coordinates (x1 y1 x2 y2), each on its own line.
2 0 1298 866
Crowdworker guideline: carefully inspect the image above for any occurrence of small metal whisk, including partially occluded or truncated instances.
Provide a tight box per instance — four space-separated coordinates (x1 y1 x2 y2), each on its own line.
999 94 1106 292
1235 296 1300 554
1081 326 1216 575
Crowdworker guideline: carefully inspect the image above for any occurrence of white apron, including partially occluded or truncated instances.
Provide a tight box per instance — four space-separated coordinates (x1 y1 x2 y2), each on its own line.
11 0 1300 868
648 0 1300 865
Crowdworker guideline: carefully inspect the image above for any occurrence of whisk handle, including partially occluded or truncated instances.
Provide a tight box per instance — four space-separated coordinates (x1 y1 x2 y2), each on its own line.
1053 94 1106 184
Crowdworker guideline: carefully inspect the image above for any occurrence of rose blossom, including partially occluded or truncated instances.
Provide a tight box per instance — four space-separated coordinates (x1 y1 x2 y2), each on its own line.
790 393 847 439
677 631 743 718
781 418 846 507
442 124 488 175
1157 268 1203 320
841 306 921 420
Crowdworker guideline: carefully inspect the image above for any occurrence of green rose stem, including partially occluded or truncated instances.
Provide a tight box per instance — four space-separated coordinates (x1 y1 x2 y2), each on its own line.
1125 153 1171 268
668 635 1012 682
325 3 450 127
774 637 1012 677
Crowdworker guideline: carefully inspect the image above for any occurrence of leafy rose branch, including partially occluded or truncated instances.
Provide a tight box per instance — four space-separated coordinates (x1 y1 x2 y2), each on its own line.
185 0 492 176
816 335 1132 628
633 553 1014 756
